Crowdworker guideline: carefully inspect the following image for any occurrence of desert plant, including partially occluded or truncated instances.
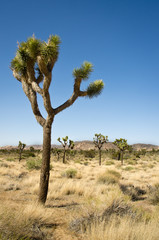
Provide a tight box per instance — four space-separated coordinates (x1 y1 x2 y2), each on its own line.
113 138 129 165
11 35 104 204
57 136 74 163
93 133 108 165
18 141 26 162
62 168 77 178
84 149 96 158
97 172 119 184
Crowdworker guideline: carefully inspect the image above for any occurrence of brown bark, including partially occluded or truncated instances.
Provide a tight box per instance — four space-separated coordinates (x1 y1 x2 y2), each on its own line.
38 125 52 204
63 148 66 164
120 151 124 165
99 149 101 166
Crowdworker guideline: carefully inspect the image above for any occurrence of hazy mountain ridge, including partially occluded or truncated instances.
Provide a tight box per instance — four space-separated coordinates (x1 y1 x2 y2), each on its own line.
0 141 158 151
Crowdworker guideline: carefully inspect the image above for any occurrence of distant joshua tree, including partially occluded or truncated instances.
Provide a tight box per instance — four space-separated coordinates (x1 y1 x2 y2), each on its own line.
93 134 108 165
57 136 74 163
18 141 26 162
11 34 104 204
113 138 129 165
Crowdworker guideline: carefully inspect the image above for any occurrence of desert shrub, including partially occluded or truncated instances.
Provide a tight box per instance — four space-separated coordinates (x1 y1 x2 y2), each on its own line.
97 172 119 185
106 170 121 179
6 158 15 162
84 150 96 158
120 184 146 201
148 183 159 205
124 166 134 171
111 151 120 160
126 159 137 165
62 168 77 178
74 159 81 164
84 161 89 166
26 158 42 170
23 151 36 158
105 160 115 165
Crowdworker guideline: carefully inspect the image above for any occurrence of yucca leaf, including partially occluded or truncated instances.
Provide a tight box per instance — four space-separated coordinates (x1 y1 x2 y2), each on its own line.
87 80 104 98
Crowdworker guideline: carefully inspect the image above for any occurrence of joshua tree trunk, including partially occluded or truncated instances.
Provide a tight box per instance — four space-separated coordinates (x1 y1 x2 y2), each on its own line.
63 148 66 164
39 125 52 204
19 150 22 162
99 148 101 166
120 151 124 165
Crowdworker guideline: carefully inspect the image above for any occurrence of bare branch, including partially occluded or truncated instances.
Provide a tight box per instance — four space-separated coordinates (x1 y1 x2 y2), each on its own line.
79 91 87 97
54 92 78 115
13 70 21 82
42 91 54 116
31 82 43 95
22 80 46 127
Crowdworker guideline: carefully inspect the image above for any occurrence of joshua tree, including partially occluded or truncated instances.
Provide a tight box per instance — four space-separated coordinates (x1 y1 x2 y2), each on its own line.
113 138 129 165
51 147 62 161
93 133 108 165
11 35 104 204
57 136 74 163
18 141 26 162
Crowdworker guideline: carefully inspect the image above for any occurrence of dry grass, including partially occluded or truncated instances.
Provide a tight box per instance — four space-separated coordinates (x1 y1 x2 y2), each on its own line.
0 150 159 239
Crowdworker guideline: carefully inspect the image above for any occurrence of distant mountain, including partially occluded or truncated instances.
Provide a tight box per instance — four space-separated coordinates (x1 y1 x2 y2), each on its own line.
0 141 158 151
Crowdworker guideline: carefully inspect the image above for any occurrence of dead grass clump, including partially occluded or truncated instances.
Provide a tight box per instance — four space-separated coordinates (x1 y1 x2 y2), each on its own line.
62 168 77 178
148 183 159 205
97 171 120 185
83 216 159 240
0 203 53 239
120 184 146 201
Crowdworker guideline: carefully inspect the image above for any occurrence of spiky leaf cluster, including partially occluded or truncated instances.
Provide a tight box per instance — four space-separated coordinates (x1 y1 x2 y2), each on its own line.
69 140 74 149
113 138 129 151
73 62 93 80
87 80 104 98
41 35 60 64
11 35 60 78
18 141 26 150
93 133 108 149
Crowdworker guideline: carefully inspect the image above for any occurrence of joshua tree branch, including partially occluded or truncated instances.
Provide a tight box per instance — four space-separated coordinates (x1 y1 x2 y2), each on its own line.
54 92 78 115
22 80 46 127
42 91 54 116
13 70 21 82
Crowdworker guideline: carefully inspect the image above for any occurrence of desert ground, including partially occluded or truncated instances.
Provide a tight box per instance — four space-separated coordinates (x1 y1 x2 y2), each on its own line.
0 147 159 240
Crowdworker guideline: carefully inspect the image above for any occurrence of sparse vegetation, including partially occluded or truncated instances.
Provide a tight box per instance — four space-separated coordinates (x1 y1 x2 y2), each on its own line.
0 146 159 239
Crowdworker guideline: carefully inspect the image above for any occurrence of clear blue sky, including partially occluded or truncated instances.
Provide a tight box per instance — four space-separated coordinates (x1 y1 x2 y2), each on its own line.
0 0 159 146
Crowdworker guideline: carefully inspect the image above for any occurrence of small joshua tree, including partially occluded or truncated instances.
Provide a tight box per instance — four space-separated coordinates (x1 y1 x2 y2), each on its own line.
18 141 26 162
57 136 74 163
113 138 129 165
11 34 104 204
93 134 108 165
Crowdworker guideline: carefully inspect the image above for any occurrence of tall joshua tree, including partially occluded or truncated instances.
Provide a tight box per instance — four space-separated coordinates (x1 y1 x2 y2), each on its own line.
11 35 104 204
93 134 108 165
57 136 74 163
113 138 129 165
18 141 26 162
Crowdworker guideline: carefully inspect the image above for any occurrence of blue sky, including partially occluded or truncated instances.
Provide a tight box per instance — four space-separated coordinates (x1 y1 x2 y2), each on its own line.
0 0 159 146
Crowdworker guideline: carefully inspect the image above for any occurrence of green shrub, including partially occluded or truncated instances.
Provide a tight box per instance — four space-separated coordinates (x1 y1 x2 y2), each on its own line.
6 158 15 162
107 170 121 179
62 168 77 178
23 152 36 158
84 150 96 158
126 159 137 165
105 160 115 165
26 159 42 170
97 172 119 184
124 166 134 171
